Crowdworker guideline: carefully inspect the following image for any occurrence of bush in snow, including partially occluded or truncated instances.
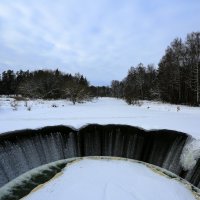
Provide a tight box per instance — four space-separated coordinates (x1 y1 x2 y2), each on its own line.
24 100 28 107
10 100 18 111
63 73 92 105
27 106 32 111
14 96 27 101
51 103 58 108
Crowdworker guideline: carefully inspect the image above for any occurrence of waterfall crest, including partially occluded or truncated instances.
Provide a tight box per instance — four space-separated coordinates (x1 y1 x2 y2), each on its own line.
0 124 199 188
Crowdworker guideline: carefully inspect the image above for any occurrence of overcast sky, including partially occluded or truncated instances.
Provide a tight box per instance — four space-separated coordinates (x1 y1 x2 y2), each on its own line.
0 0 199 85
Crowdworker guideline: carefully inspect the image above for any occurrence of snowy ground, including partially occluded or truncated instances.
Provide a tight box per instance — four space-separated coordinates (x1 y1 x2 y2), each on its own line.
0 97 200 138
23 158 196 200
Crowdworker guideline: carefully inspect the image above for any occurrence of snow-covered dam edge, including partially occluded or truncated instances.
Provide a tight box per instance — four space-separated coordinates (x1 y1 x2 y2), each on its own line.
1 157 200 200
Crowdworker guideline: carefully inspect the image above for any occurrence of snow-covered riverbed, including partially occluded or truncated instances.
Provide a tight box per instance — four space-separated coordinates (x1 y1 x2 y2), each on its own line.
0 97 200 138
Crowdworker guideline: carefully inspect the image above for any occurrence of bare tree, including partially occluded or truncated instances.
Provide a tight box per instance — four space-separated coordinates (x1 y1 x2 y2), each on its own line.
63 73 91 104
111 80 123 98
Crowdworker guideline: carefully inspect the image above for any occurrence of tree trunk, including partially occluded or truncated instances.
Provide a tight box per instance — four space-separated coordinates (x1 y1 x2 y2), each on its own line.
197 62 199 104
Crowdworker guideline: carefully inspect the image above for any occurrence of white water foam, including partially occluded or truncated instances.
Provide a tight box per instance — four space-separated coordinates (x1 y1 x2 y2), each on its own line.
181 138 200 171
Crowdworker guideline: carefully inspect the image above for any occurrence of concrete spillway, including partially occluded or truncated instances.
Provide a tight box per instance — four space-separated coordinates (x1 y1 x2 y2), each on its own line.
0 124 199 188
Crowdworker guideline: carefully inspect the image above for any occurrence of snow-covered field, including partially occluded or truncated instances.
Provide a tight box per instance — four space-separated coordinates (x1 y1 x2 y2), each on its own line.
23 158 196 200
0 97 200 138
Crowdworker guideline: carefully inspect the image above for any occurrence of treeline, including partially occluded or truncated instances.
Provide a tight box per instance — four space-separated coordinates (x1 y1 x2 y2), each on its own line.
0 69 110 104
158 32 200 105
111 32 200 106
0 32 199 106
111 63 158 104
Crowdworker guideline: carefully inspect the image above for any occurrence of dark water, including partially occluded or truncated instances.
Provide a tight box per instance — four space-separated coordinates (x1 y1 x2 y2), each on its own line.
0 124 199 188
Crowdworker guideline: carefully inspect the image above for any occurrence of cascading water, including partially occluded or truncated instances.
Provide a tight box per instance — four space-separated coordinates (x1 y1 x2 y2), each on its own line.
0 124 199 189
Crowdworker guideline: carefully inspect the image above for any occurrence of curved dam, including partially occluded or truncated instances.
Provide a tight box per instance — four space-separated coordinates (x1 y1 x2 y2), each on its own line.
0 124 200 188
